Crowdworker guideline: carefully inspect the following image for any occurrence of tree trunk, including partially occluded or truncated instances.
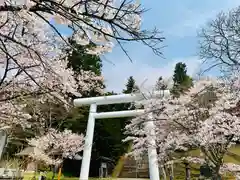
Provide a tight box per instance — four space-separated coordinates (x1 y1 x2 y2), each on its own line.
211 169 221 180
208 165 221 180
170 162 174 180
161 166 167 180
184 162 190 180
211 173 221 180
51 165 57 180
168 162 174 180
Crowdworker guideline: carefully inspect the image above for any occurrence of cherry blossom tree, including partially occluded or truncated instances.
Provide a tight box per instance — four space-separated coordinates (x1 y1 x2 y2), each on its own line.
0 0 164 130
125 76 240 179
27 128 84 179
28 128 84 165
0 0 164 55
0 0 164 91
0 64 104 131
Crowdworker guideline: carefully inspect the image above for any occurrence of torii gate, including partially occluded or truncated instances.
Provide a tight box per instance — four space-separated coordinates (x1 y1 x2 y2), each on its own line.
73 90 170 180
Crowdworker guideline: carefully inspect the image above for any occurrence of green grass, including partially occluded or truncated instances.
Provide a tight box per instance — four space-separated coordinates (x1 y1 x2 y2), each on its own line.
166 144 240 179
186 145 240 164
24 173 114 180
23 172 60 180
23 171 117 180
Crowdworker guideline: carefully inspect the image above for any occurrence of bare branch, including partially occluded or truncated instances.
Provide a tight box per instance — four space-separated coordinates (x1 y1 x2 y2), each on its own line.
199 7 240 71
0 0 164 59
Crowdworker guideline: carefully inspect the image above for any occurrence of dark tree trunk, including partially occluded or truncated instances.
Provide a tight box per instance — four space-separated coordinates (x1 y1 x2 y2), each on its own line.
51 165 58 180
184 162 190 180
211 166 222 180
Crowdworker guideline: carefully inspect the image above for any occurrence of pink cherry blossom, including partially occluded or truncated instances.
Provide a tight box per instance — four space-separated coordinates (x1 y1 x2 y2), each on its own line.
125 76 240 177
28 128 84 165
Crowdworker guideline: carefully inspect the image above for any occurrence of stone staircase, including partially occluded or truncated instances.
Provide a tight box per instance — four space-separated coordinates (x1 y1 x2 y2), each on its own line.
118 156 149 178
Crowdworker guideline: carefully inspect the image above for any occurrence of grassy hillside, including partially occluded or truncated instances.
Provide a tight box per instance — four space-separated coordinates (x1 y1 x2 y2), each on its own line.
112 145 240 180
169 144 240 179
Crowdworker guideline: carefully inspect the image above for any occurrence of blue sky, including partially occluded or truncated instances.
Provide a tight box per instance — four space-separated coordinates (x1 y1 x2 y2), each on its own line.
101 0 240 92
56 0 240 92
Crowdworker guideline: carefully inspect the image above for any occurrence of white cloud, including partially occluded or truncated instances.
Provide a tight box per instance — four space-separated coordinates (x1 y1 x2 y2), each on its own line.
102 56 201 93
165 0 240 37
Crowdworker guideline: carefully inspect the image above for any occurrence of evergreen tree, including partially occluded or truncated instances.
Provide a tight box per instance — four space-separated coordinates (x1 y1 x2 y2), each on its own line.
64 42 118 160
171 62 193 97
63 43 131 164
122 76 139 110
121 76 140 152
97 92 128 161
173 62 187 85
67 40 102 76
66 39 105 97
122 76 138 94
95 76 140 162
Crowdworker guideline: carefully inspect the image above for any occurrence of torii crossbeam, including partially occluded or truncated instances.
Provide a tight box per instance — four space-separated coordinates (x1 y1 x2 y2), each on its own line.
73 90 170 180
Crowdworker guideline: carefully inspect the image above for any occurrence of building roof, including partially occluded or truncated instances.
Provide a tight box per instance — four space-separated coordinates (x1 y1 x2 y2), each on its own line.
96 156 114 162
15 146 42 156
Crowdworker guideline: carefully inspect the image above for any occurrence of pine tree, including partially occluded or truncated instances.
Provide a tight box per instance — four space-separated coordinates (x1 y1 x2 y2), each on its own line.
122 76 139 94
122 76 139 111
171 62 193 97
173 62 187 85
66 40 105 97
63 43 131 164
120 76 140 153
67 40 102 75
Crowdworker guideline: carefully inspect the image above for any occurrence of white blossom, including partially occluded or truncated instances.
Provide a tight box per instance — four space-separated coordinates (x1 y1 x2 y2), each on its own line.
125 76 240 175
28 128 84 165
